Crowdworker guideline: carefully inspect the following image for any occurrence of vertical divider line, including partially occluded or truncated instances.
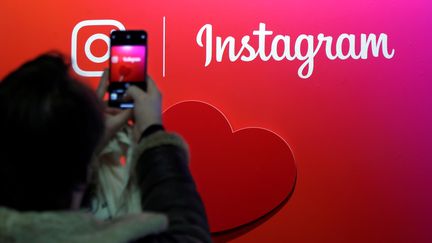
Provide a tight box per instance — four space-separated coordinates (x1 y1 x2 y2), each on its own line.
163 16 166 77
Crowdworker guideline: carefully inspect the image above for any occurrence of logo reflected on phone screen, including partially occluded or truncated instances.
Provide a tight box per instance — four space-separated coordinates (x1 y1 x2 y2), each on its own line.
110 45 146 82
111 56 119 64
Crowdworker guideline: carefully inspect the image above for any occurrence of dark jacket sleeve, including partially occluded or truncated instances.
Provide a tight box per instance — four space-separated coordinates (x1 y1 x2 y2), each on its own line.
131 131 212 243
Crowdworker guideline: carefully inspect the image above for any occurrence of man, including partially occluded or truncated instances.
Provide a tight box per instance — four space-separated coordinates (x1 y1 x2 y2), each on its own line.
0 53 211 242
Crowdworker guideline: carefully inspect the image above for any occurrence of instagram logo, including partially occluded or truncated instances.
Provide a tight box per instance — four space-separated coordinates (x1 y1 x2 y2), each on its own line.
71 19 125 77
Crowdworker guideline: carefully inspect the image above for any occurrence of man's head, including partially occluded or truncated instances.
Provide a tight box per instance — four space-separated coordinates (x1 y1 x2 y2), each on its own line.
0 53 104 211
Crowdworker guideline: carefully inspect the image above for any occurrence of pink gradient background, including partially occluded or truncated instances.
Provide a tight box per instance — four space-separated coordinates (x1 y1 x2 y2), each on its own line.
1 0 432 242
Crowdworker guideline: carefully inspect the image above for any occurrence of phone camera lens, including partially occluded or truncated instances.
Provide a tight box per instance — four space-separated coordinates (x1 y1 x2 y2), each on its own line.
141 35 145 39
126 35 131 39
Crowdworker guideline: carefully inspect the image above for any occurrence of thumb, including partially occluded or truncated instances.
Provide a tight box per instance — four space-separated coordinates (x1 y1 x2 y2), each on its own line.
146 76 159 95
125 85 145 100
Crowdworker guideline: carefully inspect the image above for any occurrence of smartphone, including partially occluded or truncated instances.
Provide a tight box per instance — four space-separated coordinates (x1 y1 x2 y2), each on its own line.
109 30 147 109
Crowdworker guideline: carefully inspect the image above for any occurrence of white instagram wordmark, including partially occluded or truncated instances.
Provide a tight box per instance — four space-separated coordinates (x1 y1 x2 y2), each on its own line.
196 23 395 79
71 19 126 77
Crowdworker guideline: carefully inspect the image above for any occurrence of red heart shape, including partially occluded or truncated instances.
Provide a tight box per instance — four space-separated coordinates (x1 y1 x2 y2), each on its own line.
163 101 297 233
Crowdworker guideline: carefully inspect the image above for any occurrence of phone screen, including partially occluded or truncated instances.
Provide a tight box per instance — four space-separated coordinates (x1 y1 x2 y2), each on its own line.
109 30 147 109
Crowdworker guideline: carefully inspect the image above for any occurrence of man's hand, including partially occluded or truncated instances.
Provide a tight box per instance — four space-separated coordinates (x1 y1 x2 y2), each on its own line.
125 76 163 136
96 69 132 152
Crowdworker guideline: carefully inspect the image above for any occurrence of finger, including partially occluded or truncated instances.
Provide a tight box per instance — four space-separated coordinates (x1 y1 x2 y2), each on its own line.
126 85 146 100
146 76 159 95
105 107 122 115
96 69 109 99
106 110 133 134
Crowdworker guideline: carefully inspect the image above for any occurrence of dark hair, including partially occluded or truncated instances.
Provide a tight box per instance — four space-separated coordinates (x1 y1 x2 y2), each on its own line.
0 52 104 211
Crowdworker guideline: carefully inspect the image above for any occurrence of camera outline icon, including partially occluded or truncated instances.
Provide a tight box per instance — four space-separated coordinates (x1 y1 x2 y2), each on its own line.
71 19 126 77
